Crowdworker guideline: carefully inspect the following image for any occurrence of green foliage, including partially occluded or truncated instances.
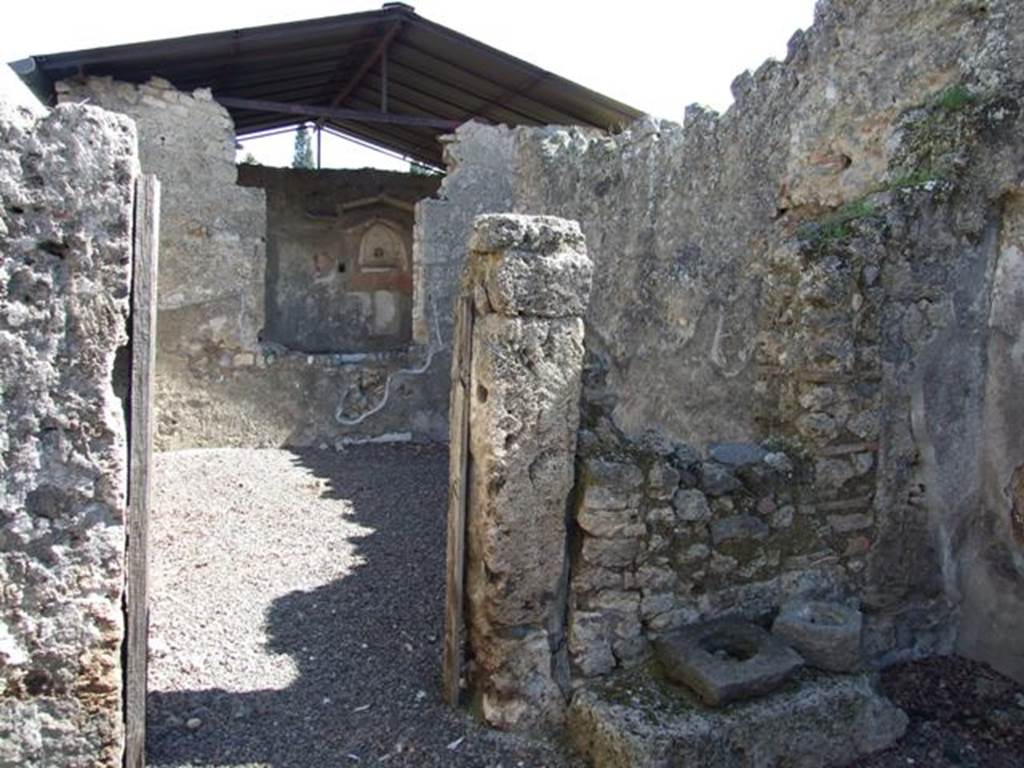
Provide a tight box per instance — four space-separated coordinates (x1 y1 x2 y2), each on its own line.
798 197 879 252
933 84 975 112
240 152 259 165
292 126 315 169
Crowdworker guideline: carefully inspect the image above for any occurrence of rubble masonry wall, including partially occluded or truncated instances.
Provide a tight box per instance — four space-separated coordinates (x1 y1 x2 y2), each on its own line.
427 0 1024 683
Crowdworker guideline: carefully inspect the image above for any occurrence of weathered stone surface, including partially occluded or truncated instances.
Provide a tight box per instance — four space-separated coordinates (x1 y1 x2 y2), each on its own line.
476 628 566 731
654 619 804 707
1 99 137 767
432 0 1024 681
582 537 642 569
469 214 593 318
578 507 646 539
647 462 681 500
464 214 592 729
773 600 864 672
710 515 771 545
673 488 712 522
579 457 644 511
568 666 908 768
569 611 616 678
708 442 768 467
699 463 741 496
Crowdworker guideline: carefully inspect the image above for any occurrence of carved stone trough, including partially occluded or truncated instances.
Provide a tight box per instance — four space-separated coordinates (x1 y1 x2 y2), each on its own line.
772 599 863 672
654 618 804 707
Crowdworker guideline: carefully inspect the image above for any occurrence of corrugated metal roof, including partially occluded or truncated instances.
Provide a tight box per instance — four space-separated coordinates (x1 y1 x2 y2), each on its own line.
10 3 643 165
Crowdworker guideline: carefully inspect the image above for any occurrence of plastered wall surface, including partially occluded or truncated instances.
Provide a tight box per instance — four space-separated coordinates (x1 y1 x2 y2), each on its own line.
237 165 441 353
57 77 450 448
428 0 1024 682
0 99 137 767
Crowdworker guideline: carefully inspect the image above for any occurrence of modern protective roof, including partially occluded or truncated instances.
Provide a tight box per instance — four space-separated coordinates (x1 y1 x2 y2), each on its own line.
10 3 644 166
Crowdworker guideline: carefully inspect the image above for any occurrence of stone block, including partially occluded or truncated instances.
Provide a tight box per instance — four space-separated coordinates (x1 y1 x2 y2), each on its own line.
710 515 771 545
708 442 768 466
577 506 646 538
569 666 908 768
646 505 676 526
828 513 873 533
699 462 741 496
573 561 624 594
581 485 642 512
569 610 616 678
673 488 712 522
582 536 642 569
475 627 567 729
772 600 864 672
469 214 593 318
648 462 681 500
641 592 679 620
636 565 677 591
654 619 804 707
584 457 644 490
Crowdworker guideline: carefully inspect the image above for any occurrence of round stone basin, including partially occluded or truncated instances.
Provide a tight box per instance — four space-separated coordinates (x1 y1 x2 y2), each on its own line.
772 599 863 672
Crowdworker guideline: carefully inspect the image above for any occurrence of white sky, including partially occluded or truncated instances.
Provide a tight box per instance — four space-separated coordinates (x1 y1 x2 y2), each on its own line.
2 0 816 170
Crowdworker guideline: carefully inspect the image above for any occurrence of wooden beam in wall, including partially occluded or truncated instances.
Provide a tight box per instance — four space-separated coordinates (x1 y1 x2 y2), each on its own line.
124 174 160 768
443 294 474 706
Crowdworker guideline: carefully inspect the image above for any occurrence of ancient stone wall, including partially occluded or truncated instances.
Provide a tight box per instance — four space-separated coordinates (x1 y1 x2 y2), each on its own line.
0 98 137 766
56 77 452 448
428 0 1024 682
237 166 441 353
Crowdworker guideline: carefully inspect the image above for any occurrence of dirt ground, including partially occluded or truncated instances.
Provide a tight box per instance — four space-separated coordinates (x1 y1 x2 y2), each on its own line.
146 445 577 768
852 656 1024 768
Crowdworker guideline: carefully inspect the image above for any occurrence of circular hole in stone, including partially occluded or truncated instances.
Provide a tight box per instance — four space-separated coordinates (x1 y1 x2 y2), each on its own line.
699 632 759 662
477 384 489 403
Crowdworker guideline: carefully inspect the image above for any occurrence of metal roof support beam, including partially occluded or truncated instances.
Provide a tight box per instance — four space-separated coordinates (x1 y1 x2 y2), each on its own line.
323 22 401 113
216 95 460 129
381 44 388 113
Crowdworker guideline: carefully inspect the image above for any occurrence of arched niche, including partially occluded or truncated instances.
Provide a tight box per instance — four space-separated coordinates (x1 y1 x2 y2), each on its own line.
358 219 408 273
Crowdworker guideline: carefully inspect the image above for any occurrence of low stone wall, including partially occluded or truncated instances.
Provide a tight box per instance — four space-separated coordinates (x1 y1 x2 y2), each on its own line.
568 439 844 679
0 98 137 766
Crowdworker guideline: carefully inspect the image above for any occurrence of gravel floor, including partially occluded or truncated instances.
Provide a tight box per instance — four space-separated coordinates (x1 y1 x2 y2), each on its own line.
146 445 577 768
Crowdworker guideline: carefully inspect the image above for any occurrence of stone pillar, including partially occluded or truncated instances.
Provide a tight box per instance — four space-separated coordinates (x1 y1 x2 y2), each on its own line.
463 214 593 729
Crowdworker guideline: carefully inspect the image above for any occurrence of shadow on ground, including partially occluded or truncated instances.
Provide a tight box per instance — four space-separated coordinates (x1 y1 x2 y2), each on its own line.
146 444 572 768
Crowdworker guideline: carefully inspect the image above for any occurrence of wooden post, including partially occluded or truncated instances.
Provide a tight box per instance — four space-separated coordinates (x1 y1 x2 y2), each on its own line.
443 293 473 706
124 174 160 768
